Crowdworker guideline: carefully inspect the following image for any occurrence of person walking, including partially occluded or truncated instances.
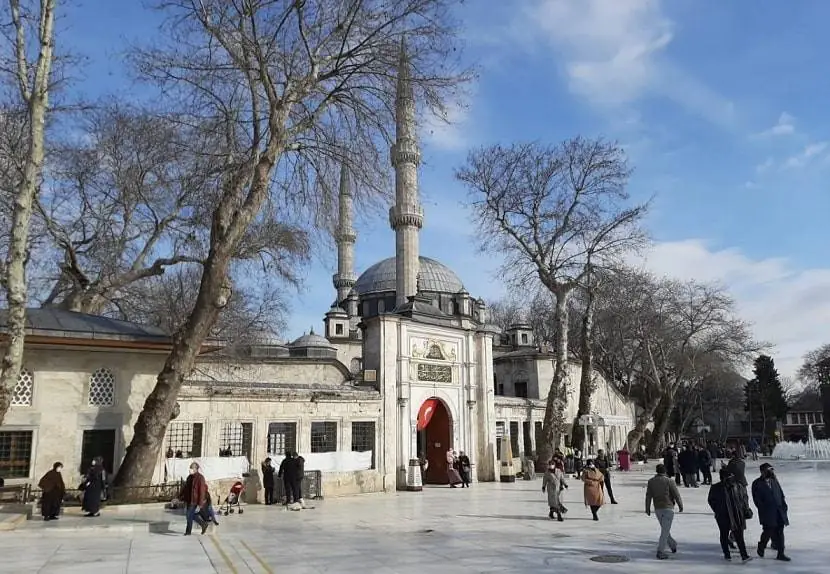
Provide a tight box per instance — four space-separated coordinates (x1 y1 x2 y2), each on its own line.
751 463 791 561
38 462 65 521
261 458 276 505
725 451 747 487
446 449 463 488
80 456 107 518
457 451 472 488
594 449 618 504
542 460 568 521
581 460 605 521
677 445 698 488
708 469 753 562
277 451 295 505
292 451 306 507
645 463 684 560
180 461 210 535
698 445 713 485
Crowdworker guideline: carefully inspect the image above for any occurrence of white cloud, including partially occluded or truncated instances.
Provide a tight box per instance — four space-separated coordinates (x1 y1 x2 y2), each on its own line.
758 112 796 137
640 239 830 377
526 0 734 125
783 142 827 169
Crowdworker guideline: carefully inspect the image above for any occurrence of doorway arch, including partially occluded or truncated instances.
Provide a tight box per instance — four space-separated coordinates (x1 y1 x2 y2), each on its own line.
416 397 453 484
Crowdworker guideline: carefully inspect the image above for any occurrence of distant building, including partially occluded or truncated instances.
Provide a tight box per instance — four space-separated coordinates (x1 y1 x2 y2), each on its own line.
783 391 826 441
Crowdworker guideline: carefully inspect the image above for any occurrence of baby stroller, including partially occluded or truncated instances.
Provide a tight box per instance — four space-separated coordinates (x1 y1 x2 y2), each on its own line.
219 481 245 516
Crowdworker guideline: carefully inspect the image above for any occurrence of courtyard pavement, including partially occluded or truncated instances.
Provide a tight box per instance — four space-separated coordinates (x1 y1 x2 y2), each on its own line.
2 459 829 573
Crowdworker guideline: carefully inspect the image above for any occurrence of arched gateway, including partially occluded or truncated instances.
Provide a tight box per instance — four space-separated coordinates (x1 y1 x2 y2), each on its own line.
416 397 452 484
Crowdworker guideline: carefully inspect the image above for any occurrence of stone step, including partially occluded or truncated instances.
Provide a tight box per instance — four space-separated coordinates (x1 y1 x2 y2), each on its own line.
0 504 32 531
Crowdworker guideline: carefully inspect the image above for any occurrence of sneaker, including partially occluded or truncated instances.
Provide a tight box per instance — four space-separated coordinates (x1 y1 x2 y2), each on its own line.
742 556 753 563
201 522 210 535
724 555 732 561
656 552 669 560
757 543 765 558
669 542 677 554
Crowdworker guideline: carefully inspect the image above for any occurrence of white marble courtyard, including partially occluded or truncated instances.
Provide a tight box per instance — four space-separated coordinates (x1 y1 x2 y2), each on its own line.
2 459 829 573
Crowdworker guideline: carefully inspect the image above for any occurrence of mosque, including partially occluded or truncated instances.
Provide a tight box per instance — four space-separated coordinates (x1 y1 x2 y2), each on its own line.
0 45 636 498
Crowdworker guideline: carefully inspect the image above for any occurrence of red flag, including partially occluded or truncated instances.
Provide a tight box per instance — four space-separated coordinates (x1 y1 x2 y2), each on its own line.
417 398 440 431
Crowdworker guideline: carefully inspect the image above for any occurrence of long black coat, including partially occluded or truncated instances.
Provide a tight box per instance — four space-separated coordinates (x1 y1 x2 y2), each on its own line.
278 457 296 482
751 476 789 528
678 449 697 474
662 448 677 475
725 458 747 487
708 480 749 531
261 463 275 487
81 466 106 514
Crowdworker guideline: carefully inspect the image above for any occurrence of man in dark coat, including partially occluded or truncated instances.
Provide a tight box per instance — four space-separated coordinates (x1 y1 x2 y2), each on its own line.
594 449 618 504
708 469 752 562
677 445 698 488
292 452 305 505
725 452 747 487
751 463 790 561
697 446 713 485
277 451 295 505
261 458 276 505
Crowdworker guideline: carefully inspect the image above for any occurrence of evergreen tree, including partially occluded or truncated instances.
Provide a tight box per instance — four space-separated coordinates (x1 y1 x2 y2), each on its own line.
744 355 788 440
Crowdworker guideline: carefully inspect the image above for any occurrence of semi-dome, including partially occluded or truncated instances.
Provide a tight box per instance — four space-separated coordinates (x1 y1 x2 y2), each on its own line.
289 329 335 349
354 256 464 296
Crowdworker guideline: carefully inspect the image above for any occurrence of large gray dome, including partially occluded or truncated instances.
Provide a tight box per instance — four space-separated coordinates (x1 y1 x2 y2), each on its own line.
354 256 464 296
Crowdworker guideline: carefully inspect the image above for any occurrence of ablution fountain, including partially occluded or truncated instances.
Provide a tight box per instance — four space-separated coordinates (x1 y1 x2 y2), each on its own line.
772 424 830 460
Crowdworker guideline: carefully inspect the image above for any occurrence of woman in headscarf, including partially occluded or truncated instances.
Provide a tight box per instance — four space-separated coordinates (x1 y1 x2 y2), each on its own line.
446 449 463 488
581 459 605 521
708 468 753 562
81 456 107 517
38 462 65 521
542 459 568 521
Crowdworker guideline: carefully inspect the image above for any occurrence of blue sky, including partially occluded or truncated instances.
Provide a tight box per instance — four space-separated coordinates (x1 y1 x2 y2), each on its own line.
58 0 830 377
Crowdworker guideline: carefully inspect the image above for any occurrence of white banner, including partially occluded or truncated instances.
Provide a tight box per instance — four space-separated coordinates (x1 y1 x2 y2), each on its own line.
266 451 373 473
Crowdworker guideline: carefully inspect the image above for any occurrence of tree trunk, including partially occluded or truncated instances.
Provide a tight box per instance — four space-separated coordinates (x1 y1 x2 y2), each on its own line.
538 285 572 465
112 251 232 488
648 394 675 455
0 0 56 426
571 284 595 450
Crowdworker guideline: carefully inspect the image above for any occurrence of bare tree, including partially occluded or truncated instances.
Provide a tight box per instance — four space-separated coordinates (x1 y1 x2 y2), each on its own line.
0 0 56 425
798 343 830 431
457 138 648 463
590 267 759 452
114 0 470 488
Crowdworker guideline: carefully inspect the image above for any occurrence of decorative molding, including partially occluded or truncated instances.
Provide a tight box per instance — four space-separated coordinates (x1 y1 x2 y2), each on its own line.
467 400 477 408
410 338 458 362
397 397 408 407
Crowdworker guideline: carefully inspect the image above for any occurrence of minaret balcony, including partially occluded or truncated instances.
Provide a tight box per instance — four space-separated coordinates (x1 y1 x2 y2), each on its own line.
335 229 357 244
390 140 421 167
389 204 424 230
333 274 357 289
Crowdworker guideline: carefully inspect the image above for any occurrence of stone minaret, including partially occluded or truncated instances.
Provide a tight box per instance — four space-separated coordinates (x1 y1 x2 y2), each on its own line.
333 162 357 305
389 38 423 307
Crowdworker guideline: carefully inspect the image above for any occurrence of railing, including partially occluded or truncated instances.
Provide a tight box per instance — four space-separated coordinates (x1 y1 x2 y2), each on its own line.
0 484 31 504
274 470 323 500
26 482 183 506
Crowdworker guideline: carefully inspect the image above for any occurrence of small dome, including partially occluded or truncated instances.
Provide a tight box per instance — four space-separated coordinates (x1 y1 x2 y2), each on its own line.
354 255 464 296
290 330 335 349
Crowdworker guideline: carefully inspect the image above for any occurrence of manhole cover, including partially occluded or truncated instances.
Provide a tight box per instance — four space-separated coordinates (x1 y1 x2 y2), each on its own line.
590 555 630 563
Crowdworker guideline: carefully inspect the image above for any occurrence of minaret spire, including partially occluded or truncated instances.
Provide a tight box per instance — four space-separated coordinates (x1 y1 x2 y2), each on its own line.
389 37 423 307
333 161 357 305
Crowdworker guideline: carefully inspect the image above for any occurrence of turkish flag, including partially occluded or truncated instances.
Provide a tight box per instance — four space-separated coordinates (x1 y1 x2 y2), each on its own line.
417 398 440 431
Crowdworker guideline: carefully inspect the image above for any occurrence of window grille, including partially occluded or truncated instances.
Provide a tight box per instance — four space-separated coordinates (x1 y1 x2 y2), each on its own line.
88 368 115 407
523 421 533 455
0 431 33 478
11 368 33 406
166 423 203 457
351 421 375 469
216 422 252 460
310 422 337 453
267 422 297 455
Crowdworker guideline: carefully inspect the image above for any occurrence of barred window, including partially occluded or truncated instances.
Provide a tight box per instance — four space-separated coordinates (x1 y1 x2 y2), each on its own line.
88 368 115 407
310 422 337 453
11 368 34 406
166 423 203 457
219 422 253 460
523 421 533 456
495 422 505 460
534 421 543 454
0 431 34 478
267 422 297 456
351 421 375 469
509 421 519 457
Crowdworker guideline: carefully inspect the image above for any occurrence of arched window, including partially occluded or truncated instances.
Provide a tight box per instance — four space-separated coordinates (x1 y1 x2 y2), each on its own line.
11 368 34 406
88 368 115 407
